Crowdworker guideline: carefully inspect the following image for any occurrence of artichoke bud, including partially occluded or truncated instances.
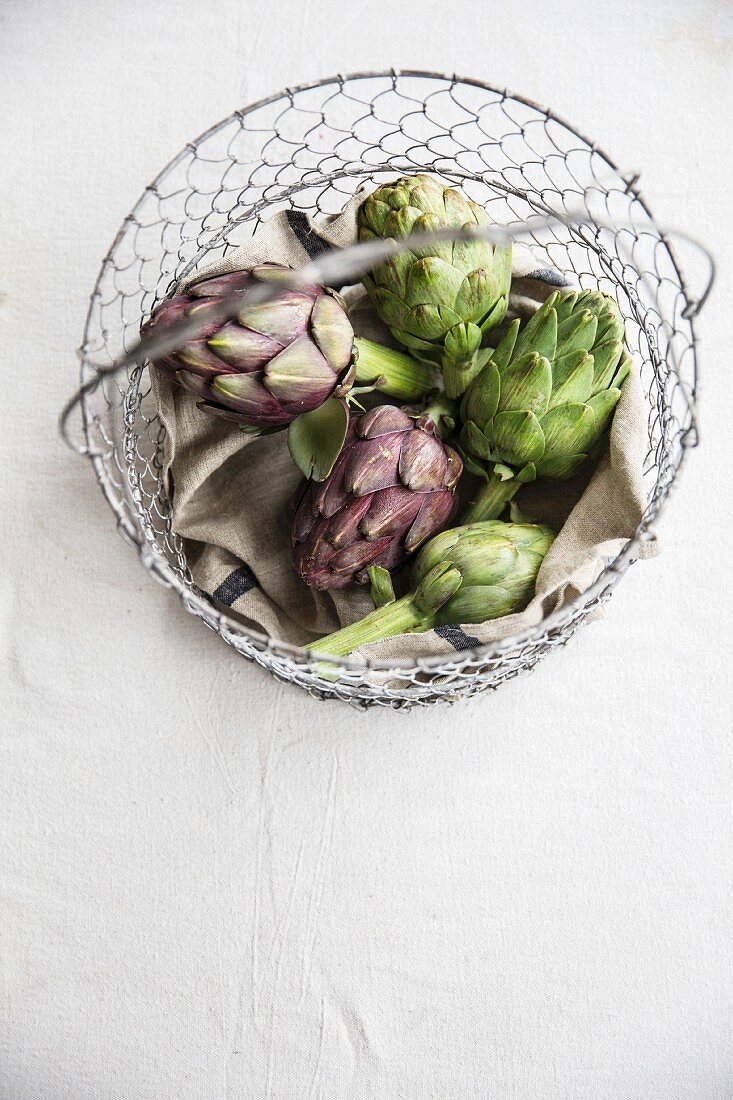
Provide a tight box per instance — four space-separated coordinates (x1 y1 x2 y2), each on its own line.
293 403 462 589
144 262 431 485
307 521 556 657
358 175 513 397
460 287 633 522
143 264 353 435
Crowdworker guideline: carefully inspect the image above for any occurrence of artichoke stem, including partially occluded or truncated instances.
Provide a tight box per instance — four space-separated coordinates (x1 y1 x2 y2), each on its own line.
462 473 521 522
308 595 429 657
420 394 459 439
441 356 477 399
367 565 396 608
353 338 436 401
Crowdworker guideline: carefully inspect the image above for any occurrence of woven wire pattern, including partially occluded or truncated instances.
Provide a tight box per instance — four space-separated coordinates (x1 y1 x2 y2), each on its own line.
77 71 698 709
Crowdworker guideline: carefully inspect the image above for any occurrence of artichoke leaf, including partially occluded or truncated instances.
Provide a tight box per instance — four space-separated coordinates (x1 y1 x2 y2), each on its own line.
391 328 442 356
406 303 451 341
441 533 518 587
487 319 520 372
590 336 624 392
437 305 462 330
360 197 391 235
440 583 516 625
513 294 558 360
311 294 355 373
491 409 546 467
371 287 410 331
454 269 497 321
372 250 413 296
556 309 598 356
587 388 621 432
539 402 598 460
497 351 552 416
408 212 453 263
479 294 509 335
535 453 588 479
384 205 422 239
404 256 464 310
461 361 501 430
264 336 334 401
442 186 475 227
460 419 494 461
458 447 493 481
452 233 493 275
547 350 594 409
287 396 349 481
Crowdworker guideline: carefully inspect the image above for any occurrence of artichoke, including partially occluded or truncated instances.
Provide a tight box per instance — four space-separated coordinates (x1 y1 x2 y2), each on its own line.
460 290 632 522
308 521 555 656
144 263 433 479
293 403 462 590
358 174 512 399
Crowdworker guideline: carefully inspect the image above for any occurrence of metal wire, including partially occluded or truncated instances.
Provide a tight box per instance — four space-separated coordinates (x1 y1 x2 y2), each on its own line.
66 70 708 708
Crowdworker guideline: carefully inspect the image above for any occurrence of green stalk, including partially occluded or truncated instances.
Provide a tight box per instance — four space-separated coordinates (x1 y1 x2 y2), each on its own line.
441 357 474 400
441 346 493 399
462 473 521 522
420 393 458 439
353 337 437 401
308 595 429 657
367 565 396 608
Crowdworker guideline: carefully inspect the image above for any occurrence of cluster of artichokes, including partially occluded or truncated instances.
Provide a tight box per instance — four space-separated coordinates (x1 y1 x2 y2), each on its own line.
146 173 631 657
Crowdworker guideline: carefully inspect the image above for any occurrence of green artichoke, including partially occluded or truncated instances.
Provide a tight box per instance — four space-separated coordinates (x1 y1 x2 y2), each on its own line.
308 520 554 657
358 175 512 399
459 290 632 522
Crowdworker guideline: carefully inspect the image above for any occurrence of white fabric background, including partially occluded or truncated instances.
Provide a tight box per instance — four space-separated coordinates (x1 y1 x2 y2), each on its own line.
1 2 731 1097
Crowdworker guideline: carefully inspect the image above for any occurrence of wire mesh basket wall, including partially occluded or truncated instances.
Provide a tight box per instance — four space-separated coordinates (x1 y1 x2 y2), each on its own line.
73 71 703 708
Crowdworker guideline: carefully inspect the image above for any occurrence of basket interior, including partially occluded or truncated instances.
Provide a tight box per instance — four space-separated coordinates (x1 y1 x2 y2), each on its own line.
78 73 696 707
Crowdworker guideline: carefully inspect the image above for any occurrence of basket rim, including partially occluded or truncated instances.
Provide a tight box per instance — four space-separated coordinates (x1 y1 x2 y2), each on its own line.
78 68 699 676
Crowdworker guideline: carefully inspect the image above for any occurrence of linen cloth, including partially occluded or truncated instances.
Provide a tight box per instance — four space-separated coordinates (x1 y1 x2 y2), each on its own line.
151 192 656 656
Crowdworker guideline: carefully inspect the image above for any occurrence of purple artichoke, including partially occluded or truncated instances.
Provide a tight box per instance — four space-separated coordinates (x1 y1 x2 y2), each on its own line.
145 264 355 430
144 263 437 480
292 405 463 590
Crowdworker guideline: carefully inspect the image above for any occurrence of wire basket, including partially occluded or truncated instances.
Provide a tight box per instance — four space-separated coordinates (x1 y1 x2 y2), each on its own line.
65 71 709 709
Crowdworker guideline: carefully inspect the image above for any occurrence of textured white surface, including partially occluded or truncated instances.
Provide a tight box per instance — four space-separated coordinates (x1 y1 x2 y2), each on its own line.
1 1 732 1097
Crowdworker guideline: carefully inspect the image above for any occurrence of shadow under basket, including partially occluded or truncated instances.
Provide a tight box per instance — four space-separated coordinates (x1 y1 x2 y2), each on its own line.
71 71 705 709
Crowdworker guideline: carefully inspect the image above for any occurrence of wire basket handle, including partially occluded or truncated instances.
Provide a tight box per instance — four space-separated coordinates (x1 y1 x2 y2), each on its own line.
59 202 714 458
665 229 716 320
